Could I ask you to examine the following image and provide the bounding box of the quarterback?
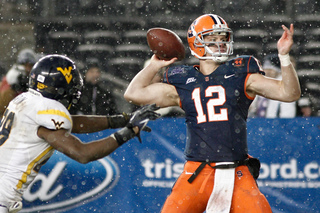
[0,55,160,213]
[124,14,301,212]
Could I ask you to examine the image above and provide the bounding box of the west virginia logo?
[57,67,73,84]
[51,119,64,130]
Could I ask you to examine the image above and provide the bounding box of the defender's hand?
[127,103,160,132]
[113,104,160,145]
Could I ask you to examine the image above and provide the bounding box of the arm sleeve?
[35,100,72,132]
[229,56,265,75]
[163,66,188,85]
[248,56,265,75]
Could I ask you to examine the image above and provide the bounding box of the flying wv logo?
[51,119,64,130]
[57,67,73,84]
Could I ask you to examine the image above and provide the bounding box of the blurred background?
[0,0,319,113]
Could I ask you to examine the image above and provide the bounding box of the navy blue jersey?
[163,55,264,162]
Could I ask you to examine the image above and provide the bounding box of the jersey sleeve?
[163,65,189,85]
[34,99,72,132]
[247,56,264,75]
[231,55,265,75]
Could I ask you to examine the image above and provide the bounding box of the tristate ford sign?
[22,117,320,213]
[22,156,119,212]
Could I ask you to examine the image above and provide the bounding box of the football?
[147,28,185,61]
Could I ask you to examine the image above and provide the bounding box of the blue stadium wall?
[21,117,320,213]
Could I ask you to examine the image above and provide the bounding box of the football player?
[124,14,300,212]
[0,55,160,213]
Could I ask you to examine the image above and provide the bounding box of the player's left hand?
[127,103,161,134]
[113,104,160,145]
[277,24,294,55]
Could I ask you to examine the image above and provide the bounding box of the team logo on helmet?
[57,67,73,84]
[187,30,193,38]
[187,21,196,38]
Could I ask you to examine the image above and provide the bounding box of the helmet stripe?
[217,16,226,25]
[209,14,219,24]
[208,14,227,26]
[210,14,224,25]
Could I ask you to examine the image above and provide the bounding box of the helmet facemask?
[192,28,233,63]
[58,77,83,110]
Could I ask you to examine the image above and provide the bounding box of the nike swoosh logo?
[185,171,194,175]
[224,74,235,79]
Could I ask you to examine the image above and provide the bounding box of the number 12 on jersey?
[192,85,228,123]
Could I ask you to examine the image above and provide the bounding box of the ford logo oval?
[21,152,119,212]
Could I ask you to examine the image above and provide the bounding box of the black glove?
[107,112,153,132]
[107,112,132,129]
[113,104,160,146]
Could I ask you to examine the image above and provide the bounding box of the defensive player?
[0,55,160,213]
[124,14,300,212]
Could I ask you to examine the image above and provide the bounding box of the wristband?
[278,54,291,67]
[113,127,136,146]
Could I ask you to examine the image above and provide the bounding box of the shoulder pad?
[163,65,190,84]
[166,66,188,77]
[229,55,264,75]
[35,98,72,131]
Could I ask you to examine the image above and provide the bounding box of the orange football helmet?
[187,14,233,62]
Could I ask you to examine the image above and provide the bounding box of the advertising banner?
[249,117,320,213]
[21,117,320,213]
